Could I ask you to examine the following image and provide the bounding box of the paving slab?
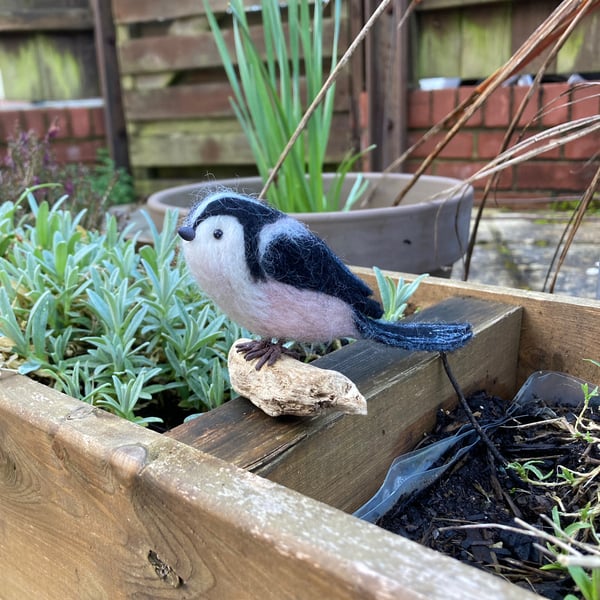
[455,209,600,299]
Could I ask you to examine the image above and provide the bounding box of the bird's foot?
[236,339,299,371]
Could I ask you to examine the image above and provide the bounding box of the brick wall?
[0,103,107,166]
[406,83,600,205]
[1,84,598,205]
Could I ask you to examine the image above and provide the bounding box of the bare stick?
[440,351,507,467]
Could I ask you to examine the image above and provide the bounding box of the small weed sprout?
[372,266,428,322]
[507,460,555,485]
[0,192,246,425]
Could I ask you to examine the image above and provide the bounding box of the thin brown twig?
[439,351,507,467]
[423,117,600,196]
[545,162,600,293]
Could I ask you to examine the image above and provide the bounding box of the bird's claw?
[236,339,299,370]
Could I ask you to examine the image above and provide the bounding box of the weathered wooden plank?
[113,0,253,24]
[417,0,512,10]
[416,0,600,80]
[354,268,600,386]
[460,3,511,80]
[128,113,353,167]
[415,7,462,79]
[0,8,93,31]
[0,369,539,599]
[168,296,522,511]
[92,0,131,171]
[117,18,345,75]
[0,31,99,101]
[123,78,351,121]
[364,0,409,170]
[511,0,558,74]
[557,10,600,75]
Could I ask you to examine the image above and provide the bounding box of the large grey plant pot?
[146,173,473,275]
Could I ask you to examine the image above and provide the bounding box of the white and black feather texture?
[178,190,472,357]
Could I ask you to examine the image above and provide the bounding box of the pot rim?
[147,173,473,219]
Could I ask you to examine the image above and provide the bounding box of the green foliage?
[0,193,245,425]
[507,459,554,484]
[88,147,135,207]
[540,507,600,600]
[0,123,134,229]
[204,0,367,212]
[508,363,600,599]
[373,267,428,322]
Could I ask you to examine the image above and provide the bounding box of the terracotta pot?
[146,173,473,275]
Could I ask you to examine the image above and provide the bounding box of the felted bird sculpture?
[178,190,473,369]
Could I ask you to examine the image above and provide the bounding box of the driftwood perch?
[228,339,367,417]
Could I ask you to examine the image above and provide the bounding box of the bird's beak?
[178,226,196,241]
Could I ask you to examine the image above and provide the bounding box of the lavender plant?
[0,192,244,426]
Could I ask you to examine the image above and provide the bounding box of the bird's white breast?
[182,214,358,342]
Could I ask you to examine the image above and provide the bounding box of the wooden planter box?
[2,270,599,599]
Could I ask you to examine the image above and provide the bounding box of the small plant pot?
[146,173,473,275]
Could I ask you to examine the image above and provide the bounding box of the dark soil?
[378,389,600,599]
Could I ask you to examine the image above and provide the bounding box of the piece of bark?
[228,339,367,417]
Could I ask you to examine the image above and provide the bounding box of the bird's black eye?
[213,228,223,240]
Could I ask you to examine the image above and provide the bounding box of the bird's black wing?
[260,232,383,319]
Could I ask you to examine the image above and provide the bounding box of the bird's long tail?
[355,315,473,352]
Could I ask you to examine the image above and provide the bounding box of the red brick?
[517,131,561,159]
[431,88,458,124]
[477,130,506,159]
[571,83,600,120]
[21,108,47,137]
[406,131,445,158]
[457,85,483,127]
[515,160,596,192]
[484,87,510,127]
[563,131,600,160]
[407,130,473,160]
[407,90,431,128]
[442,131,474,159]
[53,139,102,164]
[432,160,483,184]
[0,110,23,139]
[44,108,71,138]
[70,107,91,139]
[91,106,106,137]
[403,158,435,176]
[512,86,541,127]
[436,159,514,190]
[540,82,571,126]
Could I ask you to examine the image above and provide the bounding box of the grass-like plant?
[0,191,245,426]
[204,0,366,213]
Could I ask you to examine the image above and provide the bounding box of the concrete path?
[454,209,600,300]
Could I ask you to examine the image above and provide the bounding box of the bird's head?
[178,190,282,282]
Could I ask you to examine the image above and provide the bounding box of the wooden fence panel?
[0,0,98,101]
[112,0,356,195]
[414,0,600,81]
